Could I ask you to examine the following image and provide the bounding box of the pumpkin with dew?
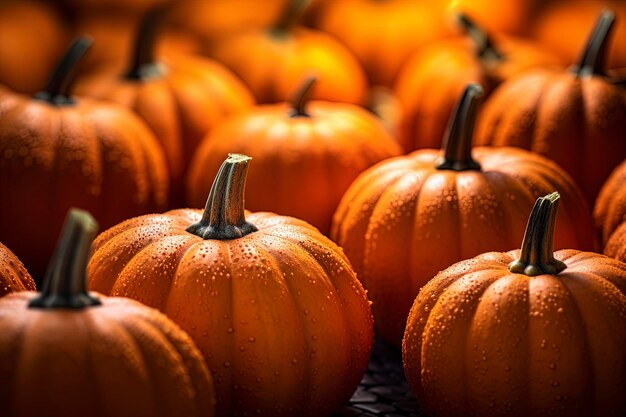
[0,37,168,284]
[476,11,626,204]
[0,209,215,417]
[394,13,563,151]
[75,9,253,206]
[403,192,626,417]
[594,159,626,246]
[332,83,597,346]
[88,154,374,417]
[0,242,36,297]
[209,0,368,105]
[186,77,402,234]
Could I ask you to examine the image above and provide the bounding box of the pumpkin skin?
[403,193,626,417]
[594,159,626,246]
[0,38,168,283]
[0,209,215,417]
[605,222,626,263]
[88,154,374,417]
[476,11,626,203]
[332,84,596,346]
[0,242,36,297]
[186,78,402,234]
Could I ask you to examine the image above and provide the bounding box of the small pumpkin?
[0,242,36,297]
[209,0,368,105]
[0,209,215,417]
[477,11,626,203]
[0,37,168,283]
[403,192,626,417]
[88,154,374,417]
[394,13,562,151]
[186,77,402,234]
[332,83,596,346]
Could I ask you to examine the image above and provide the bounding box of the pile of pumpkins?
[1,1,625,416]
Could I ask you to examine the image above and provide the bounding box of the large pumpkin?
[0,242,35,297]
[186,77,402,234]
[331,83,596,346]
[403,192,626,417]
[0,38,168,283]
[476,11,626,203]
[0,209,215,417]
[88,154,374,417]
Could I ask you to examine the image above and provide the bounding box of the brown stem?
[186,154,258,240]
[573,10,615,76]
[509,192,567,276]
[29,209,101,309]
[456,13,503,62]
[33,37,92,106]
[273,0,310,33]
[125,6,165,80]
[436,83,483,171]
[289,75,316,117]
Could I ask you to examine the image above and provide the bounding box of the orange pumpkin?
[605,222,626,263]
[0,38,168,283]
[209,0,368,105]
[88,154,374,417]
[403,192,626,417]
[0,242,36,297]
[0,209,215,417]
[594,159,626,246]
[187,77,402,234]
[477,11,626,203]
[446,0,543,35]
[394,13,563,151]
[75,9,253,206]
[332,83,596,346]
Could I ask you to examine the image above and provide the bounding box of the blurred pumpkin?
[446,0,543,35]
[88,154,374,417]
[594,159,626,246]
[394,13,563,151]
[477,11,626,203]
[58,0,174,16]
[403,192,626,417]
[0,37,168,283]
[0,209,215,417]
[209,0,368,105]
[332,84,596,346]
[0,242,36,297]
[186,77,402,234]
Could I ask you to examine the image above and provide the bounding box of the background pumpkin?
[594,159,626,246]
[186,77,402,234]
[403,192,626,417]
[332,84,597,346]
[0,242,36,297]
[88,154,374,417]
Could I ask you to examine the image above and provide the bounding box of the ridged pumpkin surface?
[594,159,626,246]
[0,242,35,297]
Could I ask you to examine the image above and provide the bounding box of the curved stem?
[125,6,164,80]
[573,9,615,76]
[289,75,316,117]
[436,83,483,171]
[29,209,101,309]
[33,37,92,106]
[509,192,567,276]
[456,13,502,62]
[274,0,310,33]
[186,154,258,240]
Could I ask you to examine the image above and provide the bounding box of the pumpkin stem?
[456,13,503,62]
[273,0,310,34]
[187,154,258,240]
[289,75,316,117]
[509,192,567,276]
[125,6,165,80]
[33,37,92,106]
[29,209,101,309]
[573,10,615,76]
[436,83,483,171]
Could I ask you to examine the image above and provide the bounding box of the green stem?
[125,6,164,80]
[456,13,503,62]
[29,209,101,309]
[289,75,316,117]
[33,37,92,106]
[186,154,258,240]
[436,83,483,171]
[573,9,615,76]
[509,192,567,276]
[273,0,310,33]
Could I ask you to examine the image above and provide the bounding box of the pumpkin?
[594,159,626,246]
[209,0,368,105]
[0,0,69,94]
[605,222,626,263]
[75,9,253,206]
[0,242,36,297]
[476,11,626,203]
[186,77,402,234]
[0,209,215,417]
[331,83,597,346]
[0,37,168,283]
[394,13,563,151]
[87,154,374,417]
[403,192,626,417]
[446,0,543,36]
